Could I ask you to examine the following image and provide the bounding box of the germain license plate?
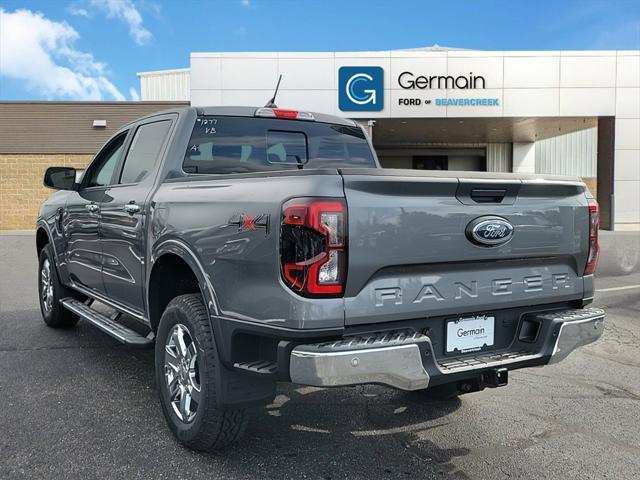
[446,315,495,354]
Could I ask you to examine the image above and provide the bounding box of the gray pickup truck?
[37,106,605,450]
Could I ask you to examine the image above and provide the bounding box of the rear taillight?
[584,199,600,275]
[280,198,347,297]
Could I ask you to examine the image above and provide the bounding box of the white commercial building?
[138,47,640,230]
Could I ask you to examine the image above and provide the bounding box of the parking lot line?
[596,284,640,293]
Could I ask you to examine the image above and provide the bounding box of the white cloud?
[240,0,252,8]
[89,0,151,45]
[129,87,140,101]
[0,8,125,100]
[68,6,90,17]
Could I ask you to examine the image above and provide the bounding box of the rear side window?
[120,120,171,184]
[183,116,375,175]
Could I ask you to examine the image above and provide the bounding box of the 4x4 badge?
[229,213,270,234]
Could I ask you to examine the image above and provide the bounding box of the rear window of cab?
[183,116,376,175]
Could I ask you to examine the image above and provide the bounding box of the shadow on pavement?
[3,313,468,479]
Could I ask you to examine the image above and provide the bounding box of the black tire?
[155,294,249,451]
[38,244,80,328]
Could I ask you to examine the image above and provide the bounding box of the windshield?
[183,116,376,174]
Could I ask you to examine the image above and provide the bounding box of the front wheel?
[38,244,80,328]
[155,294,249,451]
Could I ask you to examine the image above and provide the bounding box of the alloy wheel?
[40,258,54,313]
[164,324,201,423]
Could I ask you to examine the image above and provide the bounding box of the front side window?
[119,120,172,184]
[84,132,127,188]
[183,116,375,175]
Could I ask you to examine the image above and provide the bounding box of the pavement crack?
[581,349,640,369]
[525,412,640,455]
[517,371,640,399]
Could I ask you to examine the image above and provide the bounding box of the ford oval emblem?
[466,216,514,247]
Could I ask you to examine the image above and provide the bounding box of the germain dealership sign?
[398,71,486,89]
[338,66,384,112]
[338,66,499,111]
[397,69,499,108]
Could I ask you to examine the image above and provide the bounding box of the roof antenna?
[264,74,282,108]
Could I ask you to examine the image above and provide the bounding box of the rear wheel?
[38,244,80,328]
[155,294,249,451]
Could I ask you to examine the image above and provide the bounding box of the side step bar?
[61,298,154,348]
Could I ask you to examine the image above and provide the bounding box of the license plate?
[446,315,495,354]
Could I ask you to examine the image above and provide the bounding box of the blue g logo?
[338,66,384,112]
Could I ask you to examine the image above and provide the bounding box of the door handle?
[85,204,99,213]
[123,203,140,214]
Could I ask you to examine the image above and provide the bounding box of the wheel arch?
[148,239,220,333]
[36,225,50,255]
[149,239,277,411]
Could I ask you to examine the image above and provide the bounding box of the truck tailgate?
[340,168,590,326]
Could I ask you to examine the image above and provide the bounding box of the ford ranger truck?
[37,106,605,451]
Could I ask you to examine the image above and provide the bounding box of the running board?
[61,298,154,348]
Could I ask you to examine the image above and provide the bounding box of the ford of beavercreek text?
[36,106,605,450]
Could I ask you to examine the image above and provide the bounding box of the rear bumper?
[290,334,429,390]
[547,309,606,364]
[289,307,605,391]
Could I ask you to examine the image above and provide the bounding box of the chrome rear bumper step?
[438,350,540,373]
[61,298,154,348]
[288,308,605,391]
[289,331,430,391]
[438,308,606,372]
[544,307,605,364]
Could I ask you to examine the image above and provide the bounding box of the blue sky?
[1,0,639,101]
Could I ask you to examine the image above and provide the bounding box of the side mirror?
[44,167,77,190]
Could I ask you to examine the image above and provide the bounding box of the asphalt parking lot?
[1,233,639,479]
